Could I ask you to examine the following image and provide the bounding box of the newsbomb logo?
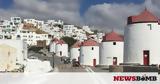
[113,74,157,81]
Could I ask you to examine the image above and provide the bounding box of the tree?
[93,29,98,34]
[61,36,77,48]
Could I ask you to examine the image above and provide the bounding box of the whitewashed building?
[70,41,81,61]
[82,26,94,34]
[55,40,68,57]
[15,23,51,46]
[63,25,76,37]
[96,32,104,43]
[80,39,99,66]
[10,17,22,25]
[124,9,160,65]
[49,38,59,53]
[46,20,64,26]
[99,31,124,66]
[23,19,44,29]
[0,19,17,34]
[42,23,63,39]
[0,40,27,71]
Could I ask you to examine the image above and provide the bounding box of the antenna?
[111,28,114,32]
[144,7,147,11]
[144,0,152,9]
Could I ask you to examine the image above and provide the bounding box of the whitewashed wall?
[0,40,27,71]
[70,47,80,61]
[80,46,99,66]
[49,42,56,53]
[124,23,160,65]
[55,44,68,57]
[99,41,123,65]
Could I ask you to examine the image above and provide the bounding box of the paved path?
[57,64,86,72]
[29,48,109,72]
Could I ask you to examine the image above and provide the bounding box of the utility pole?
[52,52,55,68]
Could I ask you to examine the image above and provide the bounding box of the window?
[4,36,11,39]
[22,31,26,33]
[12,29,15,32]
[92,47,94,50]
[0,35,3,39]
[113,42,116,45]
[60,51,62,56]
[147,24,152,30]
[23,35,27,37]
[17,35,20,38]
[24,39,27,41]
[16,58,18,61]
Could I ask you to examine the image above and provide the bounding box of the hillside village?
[0,17,103,46]
[0,16,104,72]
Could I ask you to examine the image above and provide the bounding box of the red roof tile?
[57,40,66,44]
[52,38,59,43]
[81,39,98,46]
[127,9,158,24]
[102,31,123,42]
[51,38,66,44]
[71,41,81,48]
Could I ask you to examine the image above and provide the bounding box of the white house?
[55,40,68,57]
[82,26,94,34]
[42,23,63,39]
[124,9,160,65]
[99,31,124,66]
[70,41,81,61]
[15,23,51,46]
[0,20,17,34]
[0,40,27,71]
[49,38,59,53]
[63,25,77,37]
[80,39,99,66]
[10,17,22,25]
[46,20,64,26]
[23,19,44,29]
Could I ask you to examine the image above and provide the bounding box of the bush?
[61,36,77,48]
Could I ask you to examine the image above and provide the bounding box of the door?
[143,50,149,66]
[60,51,62,56]
[0,44,16,71]
[93,59,96,67]
[113,57,117,65]
[78,56,80,62]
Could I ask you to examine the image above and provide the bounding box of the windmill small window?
[147,24,152,30]
[113,42,116,45]
[92,47,94,50]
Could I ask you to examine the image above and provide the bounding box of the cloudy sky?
[0,0,160,33]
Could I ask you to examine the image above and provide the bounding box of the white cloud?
[0,0,159,33]
[84,0,160,33]
[0,0,82,25]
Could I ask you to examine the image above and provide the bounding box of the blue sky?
[0,0,13,9]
